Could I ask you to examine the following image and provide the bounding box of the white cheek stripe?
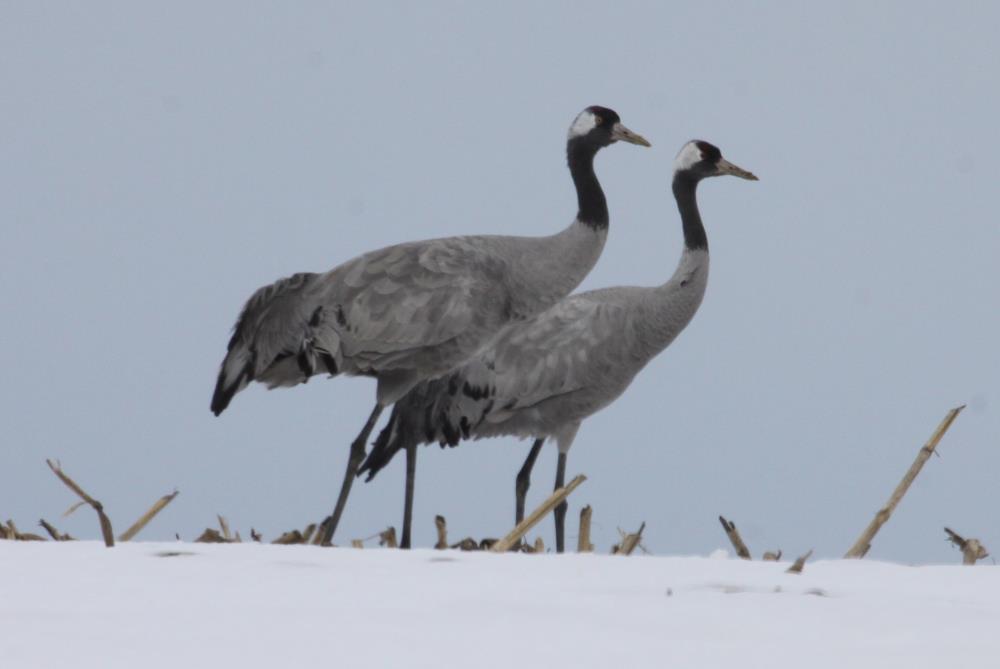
[674,141,703,171]
[568,111,597,139]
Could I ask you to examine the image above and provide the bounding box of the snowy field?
[2,542,998,668]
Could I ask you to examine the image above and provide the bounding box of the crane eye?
[593,116,603,125]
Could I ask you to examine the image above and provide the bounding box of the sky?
[2,2,998,563]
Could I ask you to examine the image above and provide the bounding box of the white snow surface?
[3,542,998,668]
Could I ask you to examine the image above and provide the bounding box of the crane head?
[568,106,651,148]
[674,140,758,181]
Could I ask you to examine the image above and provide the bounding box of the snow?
[2,542,998,668]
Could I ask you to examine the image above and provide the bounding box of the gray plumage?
[211,106,649,416]
[212,225,610,413]
[210,105,650,547]
[359,139,757,551]
[361,245,709,468]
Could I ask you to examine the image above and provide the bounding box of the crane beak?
[716,158,758,180]
[610,122,651,147]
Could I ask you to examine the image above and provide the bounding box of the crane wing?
[328,236,508,366]
[359,289,632,478]
[485,290,628,412]
[213,236,511,414]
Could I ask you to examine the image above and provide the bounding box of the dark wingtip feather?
[360,376,464,481]
[210,366,244,416]
[210,379,233,416]
[357,410,401,481]
[210,397,229,416]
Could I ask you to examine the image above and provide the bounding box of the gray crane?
[211,106,650,546]
[359,140,757,551]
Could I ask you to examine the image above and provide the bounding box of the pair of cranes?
[211,106,757,550]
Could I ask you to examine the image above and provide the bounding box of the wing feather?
[358,289,637,478]
[328,237,504,360]
[485,293,627,412]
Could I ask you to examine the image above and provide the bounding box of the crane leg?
[321,403,383,546]
[515,438,545,525]
[400,441,417,549]
[553,451,568,553]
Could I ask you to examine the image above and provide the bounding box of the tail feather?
[358,368,492,480]
[211,347,253,416]
[211,366,248,416]
[358,379,449,481]
[358,410,405,481]
[210,271,335,416]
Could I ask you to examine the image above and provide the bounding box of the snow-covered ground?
[2,542,998,668]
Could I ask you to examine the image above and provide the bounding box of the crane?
[211,106,650,546]
[359,140,756,551]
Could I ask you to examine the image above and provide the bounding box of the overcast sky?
[2,2,998,562]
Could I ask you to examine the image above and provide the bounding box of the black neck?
[567,138,608,229]
[672,172,708,251]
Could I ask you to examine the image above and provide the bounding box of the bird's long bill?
[610,123,651,147]
[717,158,758,180]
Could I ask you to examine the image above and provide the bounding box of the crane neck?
[632,173,712,358]
[507,221,607,319]
[672,171,708,251]
[567,138,608,230]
